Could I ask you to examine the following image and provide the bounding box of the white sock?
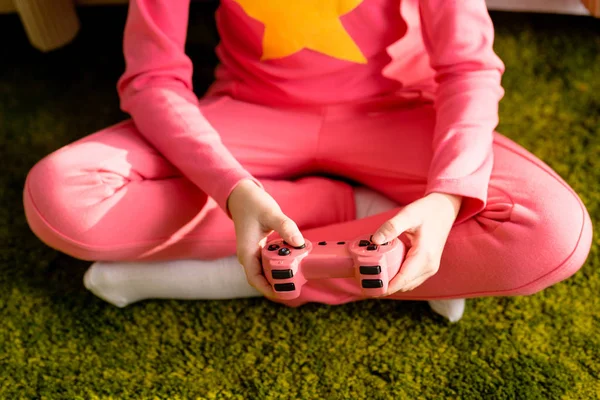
[83,256,261,307]
[353,186,399,219]
[427,298,465,323]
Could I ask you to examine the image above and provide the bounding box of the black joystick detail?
[267,244,280,251]
[283,240,305,249]
[272,269,294,279]
[360,265,381,275]
[368,235,388,245]
[362,279,383,289]
[360,237,387,249]
[274,283,296,292]
[278,247,291,256]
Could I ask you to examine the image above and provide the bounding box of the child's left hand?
[370,192,462,294]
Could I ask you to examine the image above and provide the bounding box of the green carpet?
[1,4,599,399]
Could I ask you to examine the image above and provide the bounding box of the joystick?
[261,236,406,300]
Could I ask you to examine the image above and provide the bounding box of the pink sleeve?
[116,0,261,214]
[419,0,505,223]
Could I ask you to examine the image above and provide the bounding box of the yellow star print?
[233,0,367,64]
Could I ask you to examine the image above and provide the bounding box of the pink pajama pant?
[23,96,593,306]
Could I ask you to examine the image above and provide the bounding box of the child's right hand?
[227,179,305,297]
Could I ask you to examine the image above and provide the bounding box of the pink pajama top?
[117,0,505,220]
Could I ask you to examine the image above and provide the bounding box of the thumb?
[371,206,417,245]
[263,211,305,248]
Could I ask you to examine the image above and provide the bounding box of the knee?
[507,189,593,295]
[24,152,103,261]
[24,152,68,228]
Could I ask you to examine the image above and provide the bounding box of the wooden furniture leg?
[13,0,79,52]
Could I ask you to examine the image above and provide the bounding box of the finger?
[263,211,304,248]
[239,247,274,298]
[386,246,433,294]
[371,208,417,244]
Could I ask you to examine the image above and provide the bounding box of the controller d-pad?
[359,240,370,247]
[272,269,293,279]
[368,235,389,246]
[362,279,383,289]
[274,283,296,292]
[278,248,291,256]
[359,265,381,275]
[267,244,280,251]
[367,244,378,251]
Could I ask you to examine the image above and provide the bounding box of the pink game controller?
[261,236,406,300]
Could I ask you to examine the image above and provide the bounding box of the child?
[24,0,592,322]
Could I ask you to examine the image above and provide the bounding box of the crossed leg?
[287,103,592,306]
[24,97,592,319]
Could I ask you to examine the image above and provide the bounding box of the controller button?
[367,244,378,251]
[359,265,381,275]
[358,240,370,247]
[267,244,280,251]
[337,241,345,245]
[278,248,291,256]
[293,243,306,249]
[272,269,294,279]
[318,241,327,246]
[274,283,296,292]
[362,279,383,289]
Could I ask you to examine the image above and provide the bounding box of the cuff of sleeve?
[215,171,264,218]
[120,77,199,110]
[425,178,487,224]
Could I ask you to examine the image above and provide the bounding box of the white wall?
[486,0,591,15]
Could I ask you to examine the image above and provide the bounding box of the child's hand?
[371,193,462,294]
[227,179,305,297]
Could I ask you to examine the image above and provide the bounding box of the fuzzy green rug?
[1,4,599,399]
